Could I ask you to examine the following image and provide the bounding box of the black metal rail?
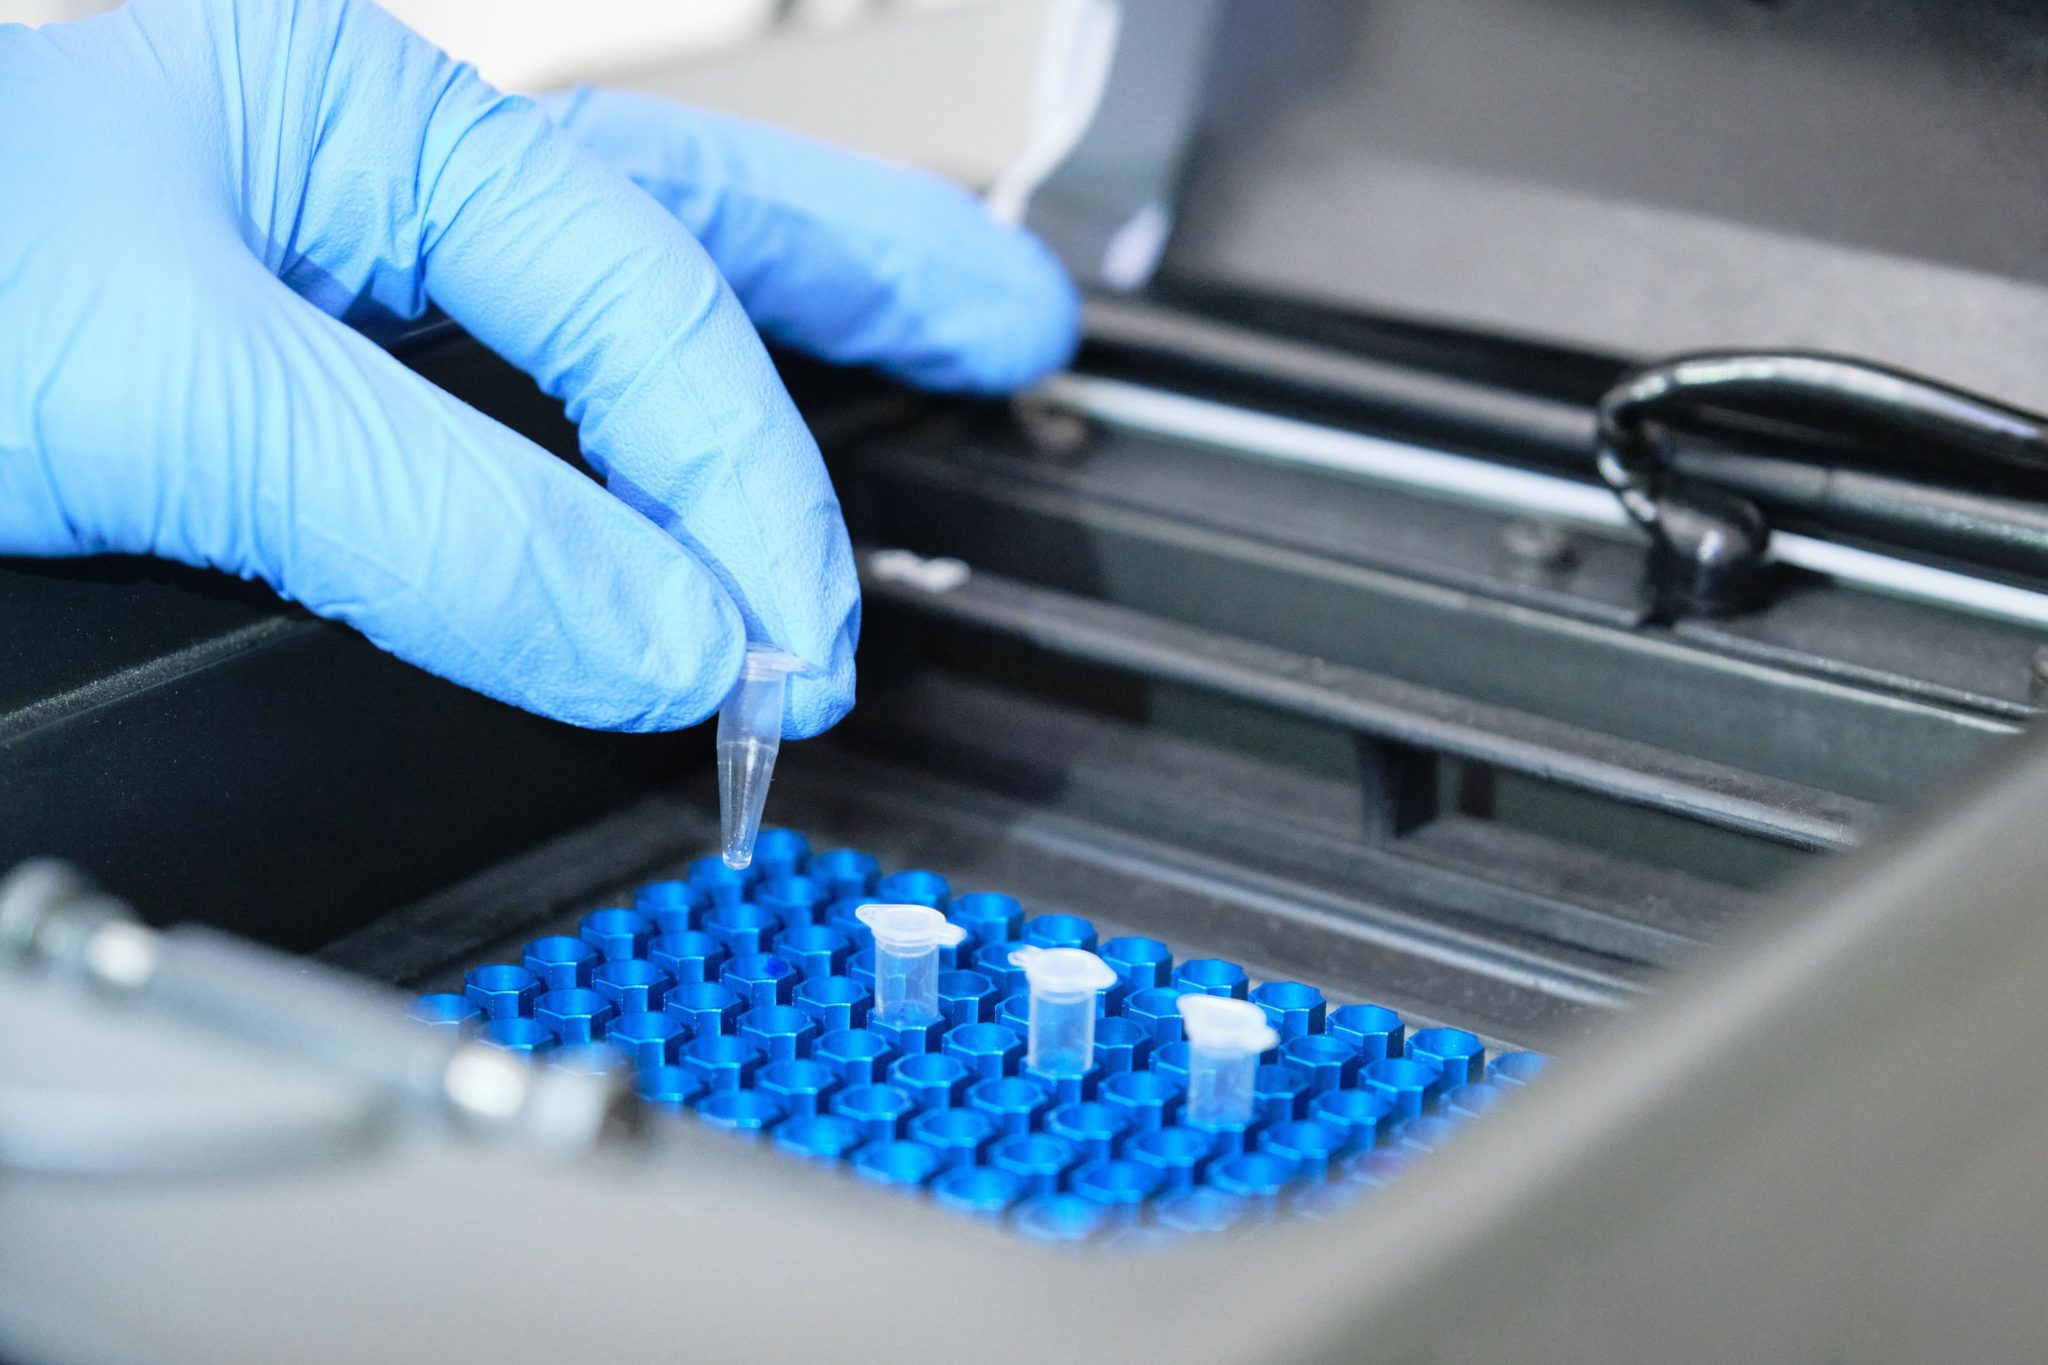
[859,549,1874,851]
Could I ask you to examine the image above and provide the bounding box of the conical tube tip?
[716,646,812,871]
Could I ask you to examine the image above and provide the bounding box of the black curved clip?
[1593,351,2048,620]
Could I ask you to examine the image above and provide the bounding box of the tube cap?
[1008,945,1118,1002]
[855,903,969,953]
[1176,995,1280,1056]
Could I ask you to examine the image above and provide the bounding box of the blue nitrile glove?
[0,0,1079,735]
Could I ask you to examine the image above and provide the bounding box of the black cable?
[1593,351,2048,618]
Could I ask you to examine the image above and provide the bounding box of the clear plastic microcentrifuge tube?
[1009,945,1119,1075]
[1177,995,1279,1128]
[717,645,808,871]
[856,904,968,1026]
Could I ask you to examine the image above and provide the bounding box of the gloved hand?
[0,0,1078,735]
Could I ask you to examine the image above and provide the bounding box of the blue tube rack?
[408,828,1548,1244]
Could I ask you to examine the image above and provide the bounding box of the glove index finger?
[542,89,1082,396]
[306,4,859,736]
[56,266,754,733]
[269,301,754,732]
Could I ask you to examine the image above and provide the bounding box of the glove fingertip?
[911,225,1084,396]
[779,624,858,739]
[529,549,746,734]
[981,228,1085,392]
[634,567,749,733]
[783,673,855,740]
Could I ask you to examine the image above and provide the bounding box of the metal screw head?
[1499,518,1578,574]
[2030,645,2048,701]
[1012,396,1093,456]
